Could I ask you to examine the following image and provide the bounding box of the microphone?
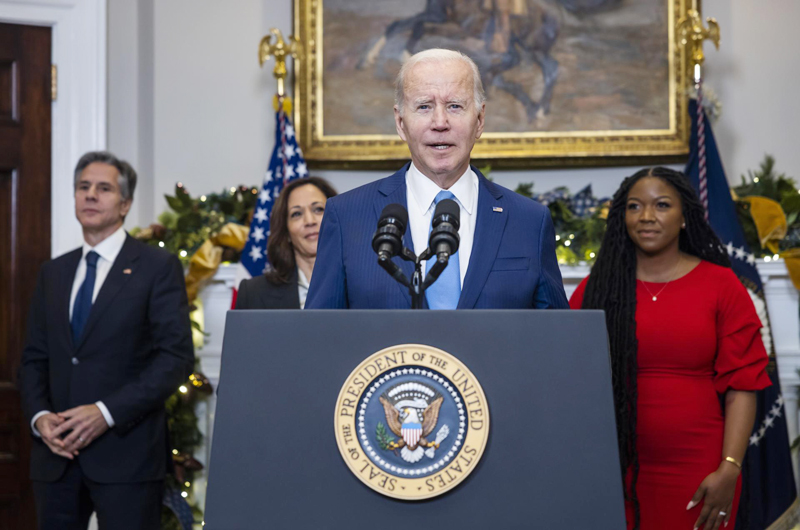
[372,204,408,261]
[428,198,460,259]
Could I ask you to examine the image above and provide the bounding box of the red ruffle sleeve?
[713,270,772,394]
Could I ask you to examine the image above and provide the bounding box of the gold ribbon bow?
[740,195,800,290]
[184,223,249,303]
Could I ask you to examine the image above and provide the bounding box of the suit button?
[71,357,79,365]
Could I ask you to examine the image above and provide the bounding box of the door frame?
[0,0,106,257]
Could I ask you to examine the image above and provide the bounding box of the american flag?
[685,98,797,529]
[233,108,308,303]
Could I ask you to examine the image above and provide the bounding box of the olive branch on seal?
[375,422,396,451]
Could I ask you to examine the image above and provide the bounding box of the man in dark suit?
[19,151,194,529]
[307,49,568,309]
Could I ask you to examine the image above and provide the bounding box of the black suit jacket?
[18,235,195,483]
[235,270,301,310]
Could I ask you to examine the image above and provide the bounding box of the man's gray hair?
[73,151,137,202]
[394,48,486,116]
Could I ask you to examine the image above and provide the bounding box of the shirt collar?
[407,163,477,215]
[297,266,310,289]
[82,225,127,263]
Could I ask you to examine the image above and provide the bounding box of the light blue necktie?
[71,250,99,341]
[426,191,460,310]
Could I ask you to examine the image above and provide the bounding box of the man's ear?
[475,103,486,139]
[120,199,132,218]
[394,106,408,143]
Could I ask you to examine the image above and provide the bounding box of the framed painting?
[293,0,694,168]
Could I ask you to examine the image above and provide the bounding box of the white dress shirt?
[30,226,127,436]
[405,163,478,285]
[297,267,310,309]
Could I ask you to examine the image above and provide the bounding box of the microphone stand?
[377,246,451,310]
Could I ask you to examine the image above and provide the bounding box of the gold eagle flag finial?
[676,8,720,83]
[258,28,304,112]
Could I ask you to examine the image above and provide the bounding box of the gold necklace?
[639,259,681,302]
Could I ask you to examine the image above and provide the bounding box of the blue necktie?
[426,191,461,310]
[71,251,99,341]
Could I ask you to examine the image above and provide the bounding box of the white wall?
[107,0,800,221]
[707,1,800,185]
[108,0,275,229]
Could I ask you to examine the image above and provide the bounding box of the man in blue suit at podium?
[307,49,568,310]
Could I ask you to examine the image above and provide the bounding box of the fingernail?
[687,500,696,510]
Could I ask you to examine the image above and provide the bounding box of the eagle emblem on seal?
[376,382,450,463]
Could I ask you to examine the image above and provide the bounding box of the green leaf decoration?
[176,185,193,208]
[510,154,795,265]
[375,421,396,450]
[515,182,534,198]
[165,194,186,213]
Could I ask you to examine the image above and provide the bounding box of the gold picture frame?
[294,0,694,169]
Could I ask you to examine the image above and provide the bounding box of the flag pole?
[232,28,308,305]
[677,6,720,219]
[258,28,304,114]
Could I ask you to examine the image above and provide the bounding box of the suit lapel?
[458,169,507,309]
[375,164,413,306]
[74,235,140,352]
[59,249,82,351]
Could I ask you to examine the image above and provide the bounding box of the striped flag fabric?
[232,107,308,305]
[685,98,798,529]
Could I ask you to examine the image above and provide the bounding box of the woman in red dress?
[569,167,770,530]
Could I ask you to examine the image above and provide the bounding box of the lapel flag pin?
[123,269,132,275]
[493,207,503,213]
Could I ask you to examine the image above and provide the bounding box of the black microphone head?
[432,198,460,231]
[373,203,409,258]
[379,203,408,233]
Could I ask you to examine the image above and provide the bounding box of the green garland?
[514,182,607,265]
[130,184,259,265]
[512,155,796,266]
[733,155,800,257]
[139,157,796,272]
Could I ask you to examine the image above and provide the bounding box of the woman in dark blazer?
[235,177,337,309]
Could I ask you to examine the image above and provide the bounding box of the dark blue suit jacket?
[19,235,195,483]
[306,164,568,309]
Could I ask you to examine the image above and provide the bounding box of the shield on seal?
[401,420,422,448]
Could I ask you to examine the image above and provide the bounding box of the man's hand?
[50,404,109,453]
[34,413,76,459]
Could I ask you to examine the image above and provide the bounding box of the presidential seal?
[334,344,489,500]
